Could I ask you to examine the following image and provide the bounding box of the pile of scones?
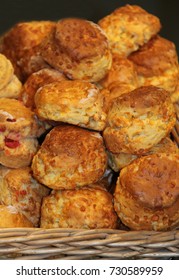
[0,4,179,231]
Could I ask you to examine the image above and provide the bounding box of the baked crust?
[0,54,22,99]
[40,18,112,82]
[114,153,179,230]
[0,98,40,168]
[20,68,67,110]
[0,21,55,81]
[98,4,161,56]
[35,80,107,131]
[108,137,179,172]
[40,184,117,229]
[0,205,33,228]
[129,35,179,95]
[103,86,176,154]
[0,166,49,226]
[32,125,107,190]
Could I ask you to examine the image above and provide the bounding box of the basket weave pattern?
[0,103,178,260]
[0,228,179,260]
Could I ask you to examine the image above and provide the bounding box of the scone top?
[120,153,179,209]
[55,18,110,61]
[40,17,112,82]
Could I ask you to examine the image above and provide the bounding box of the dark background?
[1,0,179,52]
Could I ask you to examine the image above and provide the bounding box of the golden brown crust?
[103,86,176,154]
[0,98,41,168]
[98,5,161,56]
[31,125,107,190]
[108,137,179,171]
[34,80,107,131]
[99,54,138,89]
[0,54,22,99]
[0,138,39,168]
[40,18,112,82]
[114,153,179,230]
[0,21,55,81]
[0,166,50,226]
[20,68,67,110]
[0,98,39,137]
[99,55,138,112]
[40,184,118,229]
[129,35,179,94]
[0,205,33,228]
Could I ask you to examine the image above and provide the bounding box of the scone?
[99,54,138,90]
[99,54,139,112]
[35,80,107,131]
[0,21,55,81]
[20,68,67,110]
[0,98,40,168]
[103,86,176,154]
[0,205,33,228]
[40,184,118,229]
[108,137,179,172]
[129,35,179,96]
[0,166,50,227]
[40,17,112,82]
[98,5,161,56]
[31,125,107,190]
[114,153,179,231]
[0,54,22,99]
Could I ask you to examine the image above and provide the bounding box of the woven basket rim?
[0,227,179,260]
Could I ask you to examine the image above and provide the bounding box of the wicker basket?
[0,104,179,260]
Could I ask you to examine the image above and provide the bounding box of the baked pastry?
[129,35,179,96]
[0,98,40,168]
[171,80,179,103]
[103,86,176,154]
[101,83,134,113]
[0,205,33,228]
[34,80,107,131]
[0,21,55,81]
[0,166,50,227]
[0,54,22,99]
[98,5,161,56]
[114,153,179,231]
[40,184,118,229]
[31,124,107,190]
[20,68,67,110]
[40,17,112,82]
[99,54,138,89]
[108,137,179,172]
[99,54,139,112]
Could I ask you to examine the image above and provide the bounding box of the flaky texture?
[31,125,107,190]
[0,21,55,81]
[98,5,161,56]
[0,166,50,226]
[103,86,176,154]
[129,35,179,95]
[0,205,33,228]
[20,68,67,110]
[108,137,179,172]
[0,54,22,98]
[40,184,117,229]
[40,18,112,82]
[114,153,179,231]
[0,98,40,168]
[35,80,107,131]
